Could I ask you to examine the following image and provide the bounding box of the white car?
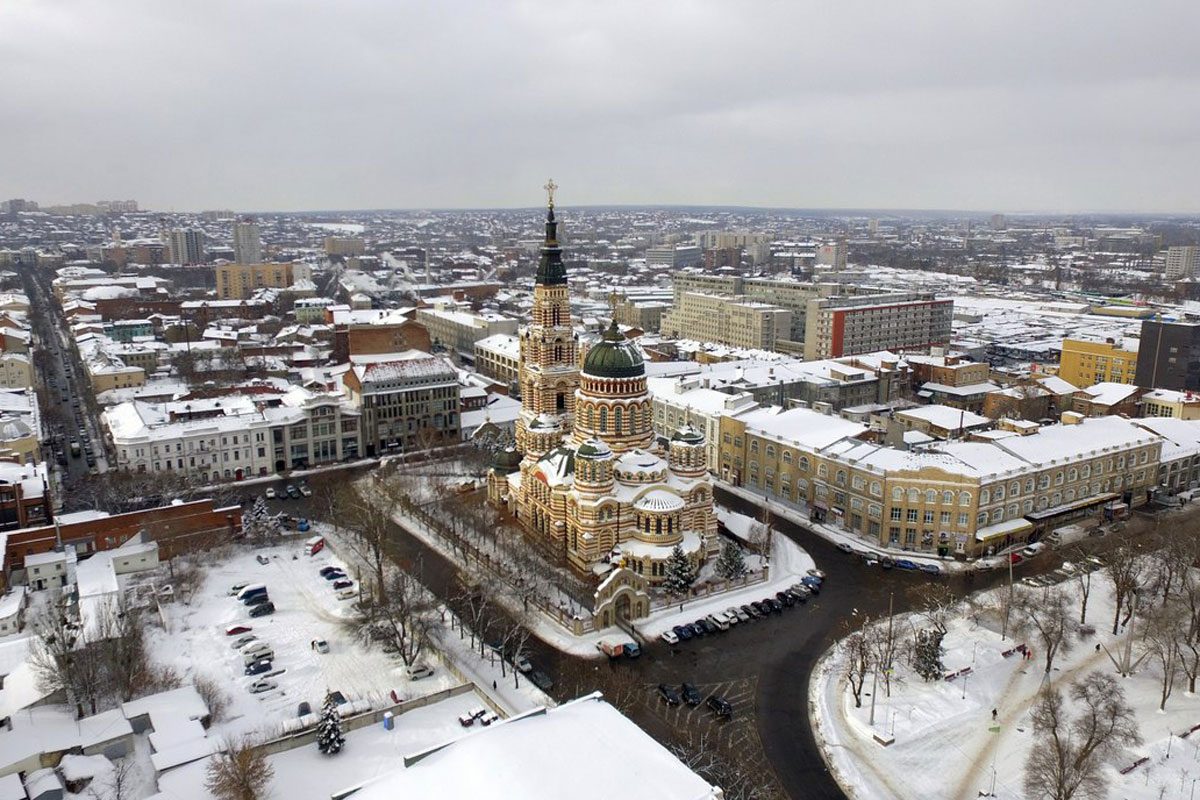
[265,487,277,500]
[514,654,533,673]
[406,664,434,680]
[1022,542,1047,559]
[248,679,278,694]
[807,568,827,580]
[230,634,258,650]
[972,557,1000,571]
[299,485,312,497]
[335,587,357,601]
[311,638,329,654]
[660,629,679,645]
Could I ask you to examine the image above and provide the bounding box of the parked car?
[863,554,880,567]
[323,571,348,582]
[224,624,252,636]
[972,557,1000,571]
[256,554,270,565]
[747,602,766,618]
[265,487,277,499]
[658,684,681,706]
[332,579,353,590]
[699,618,719,634]
[479,712,500,726]
[406,664,434,680]
[231,635,258,649]
[731,606,751,623]
[893,559,918,571]
[297,701,312,717]
[319,566,342,577]
[680,683,702,706]
[918,563,942,576]
[706,614,729,632]
[244,593,272,607]
[335,588,357,601]
[879,556,895,569]
[249,601,275,618]
[801,576,822,593]
[1022,542,1047,559]
[765,598,783,613]
[776,591,796,607]
[836,542,854,554]
[672,625,693,642]
[789,584,811,600]
[311,639,329,654]
[706,695,733,717]
[244,659,273,676]
[298,484,312,497]
[528,671,554,691]
[660,629,680,645]
[229,582,250,597]
[458,707,488,727]
[807,568,827,580]
[742,603,760,619]
[623,642,641,658]
[514,654,533,673]
[248,679,277,694]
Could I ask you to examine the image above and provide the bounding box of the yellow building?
[215,262,297,300]
[1140,389,1200,420]
[0,354,32,390]
[1058,338,1138,387]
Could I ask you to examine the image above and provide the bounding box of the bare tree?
[1105,543,1146,636]
[1066,546,1094,625]
[1014,586,1074,675]
[1140,605,1182,711]
[837,618,873,709]
[1024,672,1141,800]
[93,597,148,702]
[354,565,436,667]
[342,482,401,605]
[205,737,274,800]
[1176,565,1200,693]
[668,727,787,800]
[194,673,230,723]
[28,596,102,718]
[95,756,136,800]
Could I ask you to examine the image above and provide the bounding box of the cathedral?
[488,189,718,586]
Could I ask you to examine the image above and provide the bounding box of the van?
[244,648,274,666]
[237,584,268,603]
[1022,542,1047,559]
[304,536,325,556]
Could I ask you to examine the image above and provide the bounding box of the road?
[257,472,1050,799]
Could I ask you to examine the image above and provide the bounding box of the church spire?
[535,178,567,285]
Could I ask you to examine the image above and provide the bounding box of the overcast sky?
[3,0,1200,213]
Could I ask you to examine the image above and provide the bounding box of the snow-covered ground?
[152,690,487,800]
[146,541,457,741]
[813,567,1200,800]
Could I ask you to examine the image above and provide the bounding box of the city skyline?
[4,0,1200,213]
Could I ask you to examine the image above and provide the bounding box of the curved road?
[266,473,1042,800]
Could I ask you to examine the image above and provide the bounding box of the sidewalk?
[719,481,966,572]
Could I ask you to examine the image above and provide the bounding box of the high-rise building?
[1165,246,1199,280]
[215,262,295,299]
[232,219,262,264]
[802,292,953,360]
[659,292,792,351]
[646,244,702,268]
[1135,319,1200,390]
[168,228,206,265]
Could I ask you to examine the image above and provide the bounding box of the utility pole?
[1002,552,1014,640]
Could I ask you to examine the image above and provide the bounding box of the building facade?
[215,262,296,300]
[1136,320,1200,391]
[232,220,262,264]
[660,292,792,351]
[803,293,953,360]
[489,202,718,587]
[343,353,460,456]
[474,333,520,386]
[168,229,205,265]
[415,304,519,358]
[1059,338,1139,387]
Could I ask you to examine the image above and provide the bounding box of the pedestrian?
[492,680,497,690]
[991,708,997,721]
[1095,643,1101,652]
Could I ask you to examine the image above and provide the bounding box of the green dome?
[583,320,644,379]
[491,447,523,474]
[576,438,612,459]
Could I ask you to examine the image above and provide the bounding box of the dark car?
[741,604,759,619]
[776,591,796,607]
[249,601,275,618]
[706,695,733,717]
[673,625,694,642]
[699,618,719,634]
[880,556,895,569]
[528,671,554,691]
[894,559,918,571]
[323,571,347,582]
[286,485,299,499]
[680,683,702,706]
[297,701,312,717]
[658,683,681,706]
[244,659,272,676]
[244,593,272,607]
[748,602,766,618]
[765,598,783,614]
[685,621,703,637]
[319,566,342,577]
[801,576,822,593]
[332,579,353,590]
[789,585,811,602]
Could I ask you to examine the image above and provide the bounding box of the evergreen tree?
[714,539,747,581]
[913,628,945,682]
[316,691,345,755]
[243,496,276,540]
[662,544,695,596]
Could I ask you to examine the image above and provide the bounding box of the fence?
[646,568,770,613]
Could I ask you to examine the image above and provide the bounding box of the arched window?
[892,487,904,501]
[836,470,846,486]
[925,489,937,503]
[942,490,954,504]
[751,440,759,454]
[907,488,919,503]
[630,405,639,432]
[959,491,972,506]
[871,481,882,496]
[585,405,593,428]
[766,445,776,459]
[799,457,810,472]
[1010,481,1020,497]
[599,407,608,432]
[614,406,623,434]
[783,452,793,464]
[980,489,990,505]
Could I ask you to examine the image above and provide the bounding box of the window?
[924,510,934,524]
[783,451,792,464]
[1025,478,1034,492]
[799,457,809,472]
[940,511,951,524]
[958,512,968,526]
[980,489,990,505]
[1054,472,1064,486]
[907,488,919,503]
[942,490,954,504]
[892,487,904,501]
[750,440,759,454]
[1068,468,1078,482]
[871,481,882,497]
[992,508,1004,522]
[960,491,972,506]
[766,445,776,459]
[906,509,918,522]
[1009,481,1019,497]
[925,489,937,503]
[977,511,988,525]
[890,508,902,521]
[994,486,1005,501]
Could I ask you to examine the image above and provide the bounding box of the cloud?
[2,0,1199,212]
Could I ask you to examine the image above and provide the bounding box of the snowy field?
[152,690,485,800]
[146,540,457,740]
[813,564,1200,800]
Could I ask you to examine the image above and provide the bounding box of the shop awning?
[975,518,1033,542]
[1025,493,1120,522]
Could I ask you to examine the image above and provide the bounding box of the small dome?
[634,489,685,512]
[576,438,612,459]
[582,320,644,379]
[491,447,523,474]
[529,413,561,430]
[671,424,704,444]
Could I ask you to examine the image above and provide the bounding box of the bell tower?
[515,181,580,457]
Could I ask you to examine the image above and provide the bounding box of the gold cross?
[608,291,619,314]
[544,178,557,208]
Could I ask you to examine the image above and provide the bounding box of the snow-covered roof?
[896,405,990,431]
[342,693,720,800]
[1077,381,1139,407]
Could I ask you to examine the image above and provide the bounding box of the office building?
[1135,319,1200,391]
[215,262,297,300]
[802,292,953,360]
[415,303,518,357]
[660,292,792,351]
[232,219,262,264]
[324,236,366,257]
[474,334,520,385]
[343,352,460,456]
[1058,338,1139,387]
[168,228,205,265]
[646,244,702,269]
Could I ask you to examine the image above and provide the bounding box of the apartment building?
[672,273,844,343]
[215,262,301,300]
[168,228,205,265]
[324,236,366,257]
[0,354,32,390]
[414,303,518,357]
[474,334,520,385]
[342,352,460,456]
[1058,338,1139,387]
[646,244,702,268]
[232,220,262,264]
[104,388,362,481]
[803,292,953,360]
[660,292,792,351]
[693,231,772,264]
[1136,320,1200,391]
[1165,246,1199,280]
[721,409,1159,559]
